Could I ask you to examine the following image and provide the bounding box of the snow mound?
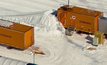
[0,10,65,36]
[34,10,65,35]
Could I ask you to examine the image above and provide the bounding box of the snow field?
[0,0,107,65]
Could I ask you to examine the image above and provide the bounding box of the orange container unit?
[0,19,34,49]
[57,5,103,33]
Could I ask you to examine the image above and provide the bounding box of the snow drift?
[0,10,65,36]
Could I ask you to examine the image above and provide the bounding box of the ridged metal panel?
[10,60,20,65]
[0,56,27,65]
[3,58,13,65]
[0,57,8,65]
[0,56,37,65]
[99,17,107,34]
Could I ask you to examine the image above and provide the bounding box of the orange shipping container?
[57,5,103,33]
[0,19,34,49]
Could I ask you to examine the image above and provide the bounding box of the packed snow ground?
[0,0,107,65]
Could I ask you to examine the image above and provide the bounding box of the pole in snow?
[68,0,70,8]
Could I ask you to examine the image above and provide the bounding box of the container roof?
[0,19,33,33]
[12,23,33,32]
[59,5,102,17]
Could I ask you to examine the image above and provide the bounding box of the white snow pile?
[33,10,65,36]
[0,10,65,36]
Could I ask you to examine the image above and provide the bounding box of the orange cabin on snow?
[57,5,103,33]
[0,19,34,49]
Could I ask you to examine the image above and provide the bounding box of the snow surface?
[0,0,107,65]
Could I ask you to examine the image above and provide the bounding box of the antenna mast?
[68,0,70,8]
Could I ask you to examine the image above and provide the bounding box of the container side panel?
[0,27,24,49]
[25,28,34,49]
[75,14,95,33]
